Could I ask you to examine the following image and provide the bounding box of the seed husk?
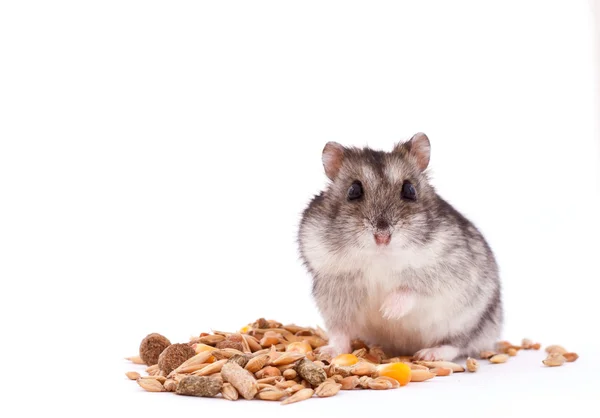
[305,336,327,349]
[340,375,360,390]
[211,349,244,361]
[352,348,367,358]
[141,375,166,384]
[198,334,226,345]
[315,350,334,364]
[238,334,252,353]
[295,358,327,386]
[171,350,214,375]
[327,364,352,378]
[388,356,414,363]
[256,389,287,401]
[164,379,177,392]
[480,351,496,360]
[408,363,430,371]
[281,388,314,405]
[258,376,283,385]
[260,335,281,348]
[543,352,567,367]
[271,352,305,366]
[126,371,140,380]
[283,324,309,334]
[545,345,568,355]
[255,366,281,379]
[521,338,533,349]
[350,361,377,376]
[286,341,313,354]
[242,334,262,352]
[176,375,223,397]
[195,359,227,376]
[275,380,297,389]
[126,356,145,365]
[414,361,465,372]
[409,369,436,382]
[496,341,511,353]
[216,334,245,352]
[368,346,386,364]
[315,381,342,397]
[368,378,393,390]
[288,383,305,393]
[227,354,250,368]
[181,363,211,374]
[221,382,239,400]
[330,374,343,383]
[507,348,518,356]
[137,378,165,392]
[221,361,259,400]
[466,358,479,372]
[431,367,453,376]
[358,376,372,389]
[489,354,509,364]
[375,376,400,388]
[171,373,187,383]
[563,352,579,362]
[245,354,271,373]
[283,369,297,380]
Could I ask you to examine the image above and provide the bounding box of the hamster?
[297,133,502,361]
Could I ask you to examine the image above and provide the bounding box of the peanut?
[466,358,479,372]
[543,353,566,367]
[489,354,509,364]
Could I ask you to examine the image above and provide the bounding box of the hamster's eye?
[347,181,363,201]
[401,181,417,201]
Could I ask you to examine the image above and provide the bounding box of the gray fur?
[297,134,503,360]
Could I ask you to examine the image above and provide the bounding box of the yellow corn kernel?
[331,354,359,367]
[376,362,411,386]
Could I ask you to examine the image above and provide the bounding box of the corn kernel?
[331,354,359,367]
[376,362,411,386]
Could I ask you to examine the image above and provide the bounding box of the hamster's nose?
[374,232,391,246]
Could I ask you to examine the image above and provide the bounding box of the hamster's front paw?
[317,345,342,361]
[380,289,415,320]
[413,345,459,361]
[316,332,351,360]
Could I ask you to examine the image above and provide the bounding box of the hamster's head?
[304,133,439,254]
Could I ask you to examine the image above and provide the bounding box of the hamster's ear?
[322,141,345,180]
[395,132,430,171]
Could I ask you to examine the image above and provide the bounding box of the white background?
[1,1,599,417]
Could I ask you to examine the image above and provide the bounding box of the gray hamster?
[297,133,502,361]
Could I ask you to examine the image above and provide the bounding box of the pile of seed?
[125,318,579,405]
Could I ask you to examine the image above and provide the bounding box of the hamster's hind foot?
[413,345,459,361]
